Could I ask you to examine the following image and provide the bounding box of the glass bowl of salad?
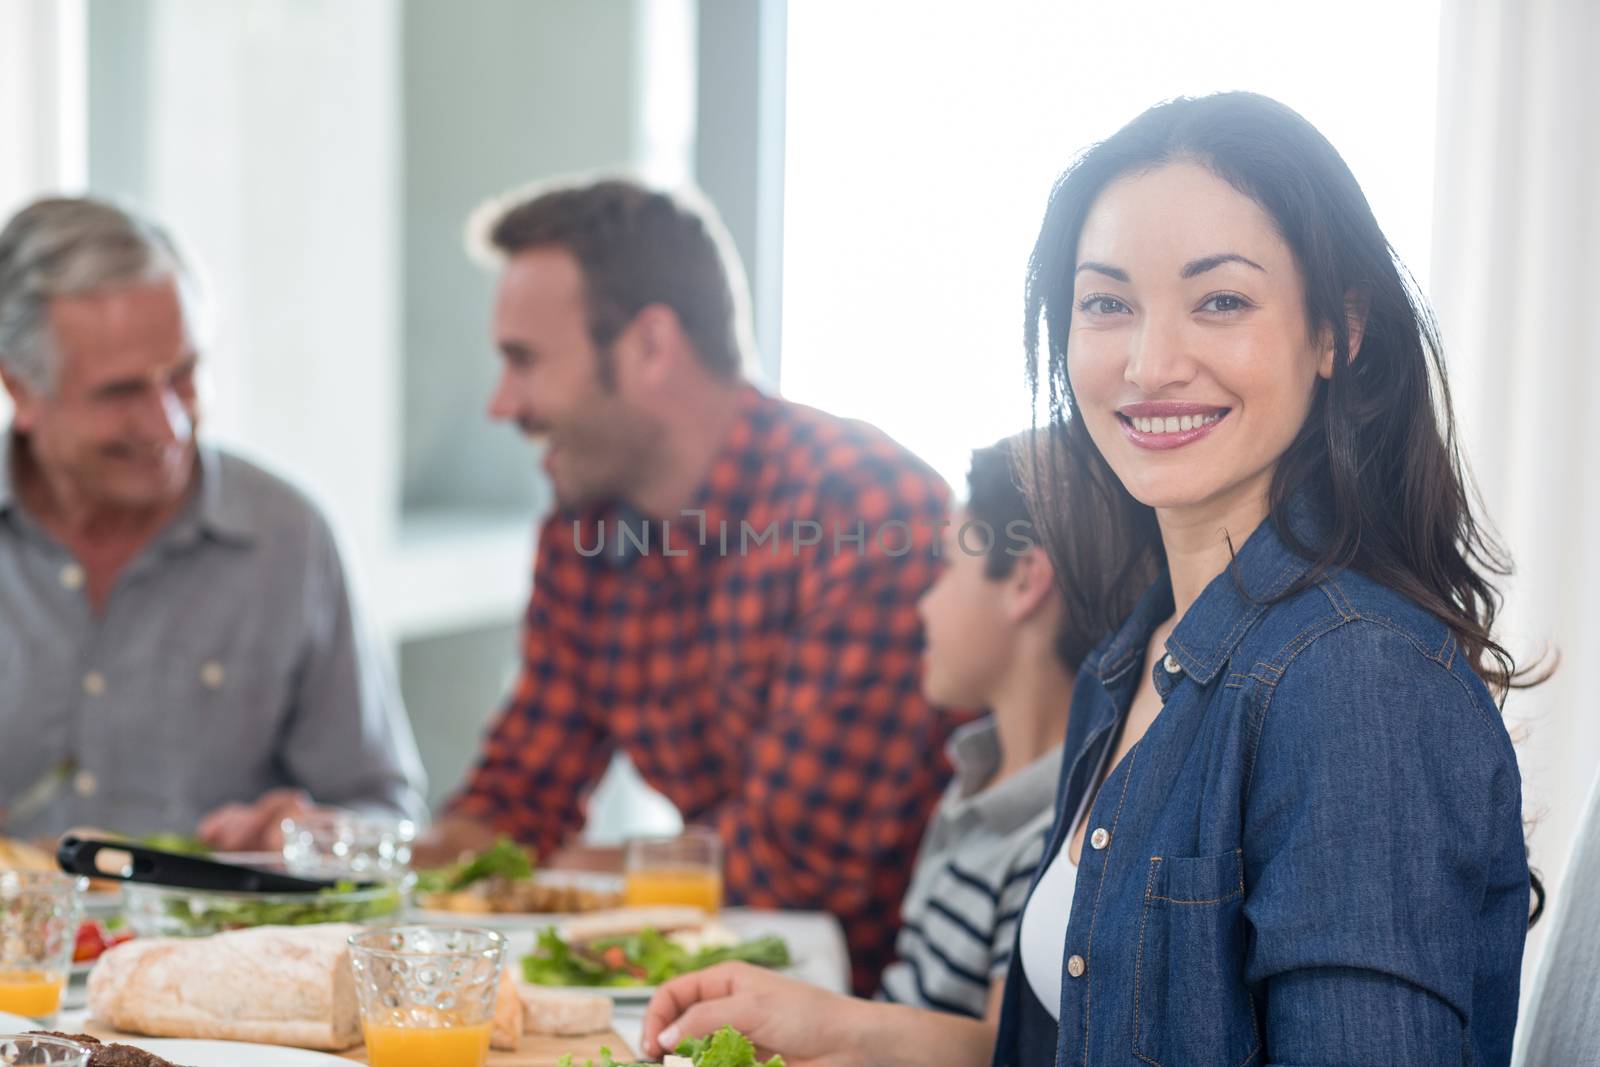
[120,855,412,938]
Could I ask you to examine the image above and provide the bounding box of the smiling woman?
[998,91,1546,1067]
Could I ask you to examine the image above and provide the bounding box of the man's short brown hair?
[485,179,748,380]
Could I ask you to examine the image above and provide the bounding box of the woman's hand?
[642,962,869,1067]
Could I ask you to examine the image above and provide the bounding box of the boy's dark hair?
[963,433,1114,673]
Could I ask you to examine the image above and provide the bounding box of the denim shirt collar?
[1087,490,1330,689]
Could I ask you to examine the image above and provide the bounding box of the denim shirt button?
[1067,954,1086,978]
[1162,652,1182,675]
[1090,827,1111,850]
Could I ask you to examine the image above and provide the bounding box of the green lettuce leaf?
[678,1025,785,1067]
[444,836,534,890]
[555,1026,783,1067]
[522,927,790,989]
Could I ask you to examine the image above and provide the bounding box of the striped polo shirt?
[877,716,1062,1017]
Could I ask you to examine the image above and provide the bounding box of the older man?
[422,179,955,992]
[0,197,425,846]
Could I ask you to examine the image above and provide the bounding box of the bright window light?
[782,0,1441,490]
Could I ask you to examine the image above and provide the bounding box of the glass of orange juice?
[623,827,723,911]
[348,925,506,1067]
[0,871,85,1028]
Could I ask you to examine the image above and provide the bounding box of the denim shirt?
[993,501,1529,1066]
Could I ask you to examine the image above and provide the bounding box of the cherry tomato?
[73,921,105,963]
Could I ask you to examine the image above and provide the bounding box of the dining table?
[51,905,852,1065]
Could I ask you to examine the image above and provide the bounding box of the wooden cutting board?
[337,1029,634,1066]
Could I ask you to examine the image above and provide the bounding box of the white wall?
[110,0,403,577]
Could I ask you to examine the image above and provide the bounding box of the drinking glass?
[281,810,415,880]
[0,872,84,1027]
[348,925,506,1067]
[623,827,723,911]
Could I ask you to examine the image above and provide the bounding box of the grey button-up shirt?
[0,434,427,839]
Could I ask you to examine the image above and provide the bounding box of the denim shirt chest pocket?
[1133,847,1261,1067]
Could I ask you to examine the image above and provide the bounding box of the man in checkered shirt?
[423,179,955,992]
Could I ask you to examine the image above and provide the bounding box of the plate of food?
[558,1023,785,1066]
[412,837,624,919]
[520,908,792,1002]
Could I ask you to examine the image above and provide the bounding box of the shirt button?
[74,770,98,797]
[59,563,85,590]
[1090,827,1111,850]
[1067,954,1086,978]
[82,671,107,697]
[1162,652,1182,675]
[200,661,226,689]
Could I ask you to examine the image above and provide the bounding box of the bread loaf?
[90,923,528,1053]
[491,964,522,1051]
[87,924,362,1050]
[0,836,55,871]
[518,983,613,1036]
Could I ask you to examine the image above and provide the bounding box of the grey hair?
[0,197,198,391]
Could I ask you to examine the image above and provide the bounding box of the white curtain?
[0,0,84,427]
[0,0,84,217]
[1429,0,1600,1013]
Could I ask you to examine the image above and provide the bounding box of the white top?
[1019,737,1109,1023]
[1019,820,1080,1020]
[1020,733,1116,1021]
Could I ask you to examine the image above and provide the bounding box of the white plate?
[407,908,577,931]
[409,870,624,929]
[542,982,658,1002]
[0,1009,39,1031]
[111,1038,352,1064]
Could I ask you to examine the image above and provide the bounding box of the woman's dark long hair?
[1023,92,1550,923]
[1024,91,1549,698]
[966,433,1155,675]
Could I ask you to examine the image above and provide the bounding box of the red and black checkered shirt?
[451,386,955,992]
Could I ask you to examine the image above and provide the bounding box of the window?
[782,0,1440,489]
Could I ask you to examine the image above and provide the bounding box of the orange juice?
[0,969,64,1018]
[363,1021,492,1067]
[623,866,723,910]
